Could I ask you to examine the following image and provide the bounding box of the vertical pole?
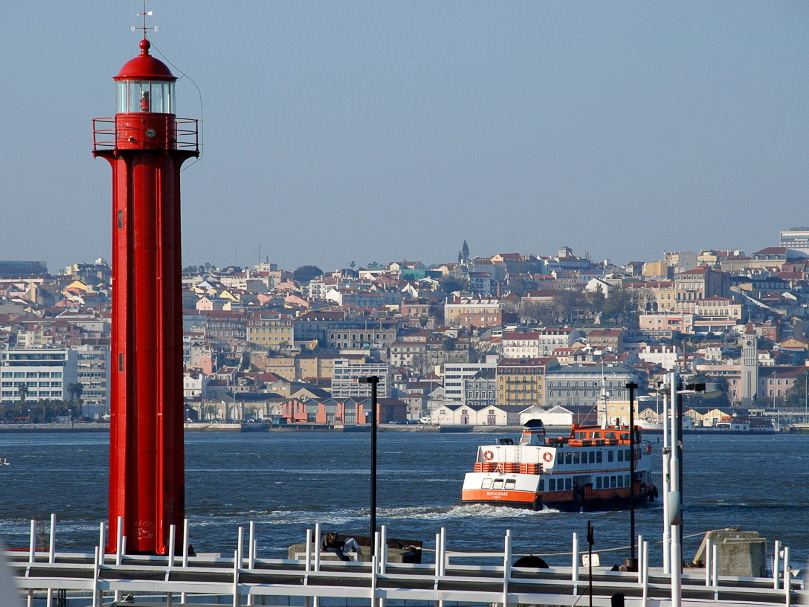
[712,544,718,602]
[248,521,256,569]
[773,539,781,589]
[29,519,36,563]
[670,373,681,607]
[627,382,637,563]
[662,385,670,575]
[502,530,511,607]
[314,522,321,572]
[370,376,378,556]
[237,526,244,567]
[642,540,649,607]
[572,532,579,596]
[783,546,790,606]
[677,382,684,549]
[46,514,55,607]
[181,519,188,606]
[636,534,643,584]
[705,537,712,586]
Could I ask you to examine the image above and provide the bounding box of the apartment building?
[0,348,78,404]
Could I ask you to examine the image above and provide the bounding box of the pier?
[7,518,805,607]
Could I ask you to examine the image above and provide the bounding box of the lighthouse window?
[118,210,123,229]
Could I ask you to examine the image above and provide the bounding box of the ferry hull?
[462,484,657,512]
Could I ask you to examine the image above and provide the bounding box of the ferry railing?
[7,515,806,607]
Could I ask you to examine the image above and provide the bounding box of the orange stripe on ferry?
[461,489,536,503]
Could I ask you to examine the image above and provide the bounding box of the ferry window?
[549,478,555,491]
[565,452,572,464]
[596,451,602,463]
[565,478,572,490]
[538,479,545,491]
[610,476,616,488]
[589,452,595,464]
[608,451,614,462]
[618,450,623,462]
[573,453,580,464]
[557,452,563,465]
[493,479,504,489]
[625,449,631,461]
[482,478,492,489]
[505,479,516,490]
[625,475,630,487]
[618,476,623,488]
[596,477,602,489]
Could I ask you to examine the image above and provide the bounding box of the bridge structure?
[6,517,805,607]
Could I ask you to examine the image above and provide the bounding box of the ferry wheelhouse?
[461,420,657,511]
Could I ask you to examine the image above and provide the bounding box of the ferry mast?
[93,24,198,554]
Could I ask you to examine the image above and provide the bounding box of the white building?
[501,328,583,358]
[637,344,681,370]
[443,355,498,402]
[423,403,508,426]
[331,359,390,399]
[0,348,78,404]
[74,344,110,417]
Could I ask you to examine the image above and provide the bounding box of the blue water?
[0,431,806,570]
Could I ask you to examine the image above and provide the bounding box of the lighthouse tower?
[93,35,198,554]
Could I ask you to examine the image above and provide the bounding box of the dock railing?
[6,515,806,607]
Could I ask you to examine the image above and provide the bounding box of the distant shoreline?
[0,422,528,434]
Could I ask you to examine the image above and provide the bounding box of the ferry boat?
[461,419,657,511]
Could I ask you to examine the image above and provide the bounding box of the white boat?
[461,420,657,511]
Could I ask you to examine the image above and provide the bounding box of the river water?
[0,430,807,570]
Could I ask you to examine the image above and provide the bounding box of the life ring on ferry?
[542,452,553,463]
[483,450,494,461]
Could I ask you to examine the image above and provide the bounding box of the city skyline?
[3,2,808,272]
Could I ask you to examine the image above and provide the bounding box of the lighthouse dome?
[114,39,176,82]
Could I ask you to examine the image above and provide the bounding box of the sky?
[2,2,808,274]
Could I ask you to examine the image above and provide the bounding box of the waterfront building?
[496,357,558,410]
[0,347,78,404]
[330,359,389,398]
[74,344,110,417]
[443,356,499,402]
[545,363,639,409]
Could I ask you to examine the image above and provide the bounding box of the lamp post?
[359,375,379,556]
[626,382,638,569]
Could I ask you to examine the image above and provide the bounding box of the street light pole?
[360,375,379,556]
[626,382,638,568]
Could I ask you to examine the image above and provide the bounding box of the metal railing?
[6,516,806,607]
[92,117,199,152]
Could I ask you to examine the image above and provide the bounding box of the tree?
[785,372,809,409]
[349,260,356,270]
[442,337,456,352]
[18,382,28,406]
[461,240,470,263]
[293,265,323,283]
[67,383,83,403]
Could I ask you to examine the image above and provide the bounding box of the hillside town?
[3,230,809,430]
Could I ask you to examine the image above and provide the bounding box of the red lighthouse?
[93,36,198,555]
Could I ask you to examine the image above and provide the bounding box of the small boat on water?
[461,420,657,511]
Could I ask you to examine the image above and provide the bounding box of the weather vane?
[131,2,158,39]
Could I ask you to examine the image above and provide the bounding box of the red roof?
[115,39,176,81]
